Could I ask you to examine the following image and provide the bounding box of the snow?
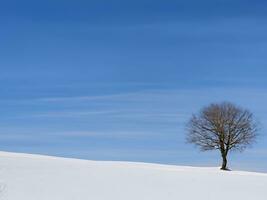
[0,151,266,200]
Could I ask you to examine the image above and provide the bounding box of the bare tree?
[187,102,258,170]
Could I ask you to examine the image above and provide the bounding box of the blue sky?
[0,0,267,172]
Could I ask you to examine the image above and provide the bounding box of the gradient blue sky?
[1,0,267,172]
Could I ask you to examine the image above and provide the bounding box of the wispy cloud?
[0,129,177,141]
[37,92,141,102]
[31,87,267,103]
[31,110,118,118]
[51,130,172,139]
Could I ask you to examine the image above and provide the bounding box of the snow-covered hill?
[0,151,266,200]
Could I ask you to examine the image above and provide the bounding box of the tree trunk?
[221,154,227,170]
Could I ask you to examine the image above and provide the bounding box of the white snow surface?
[0,151,266,200]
